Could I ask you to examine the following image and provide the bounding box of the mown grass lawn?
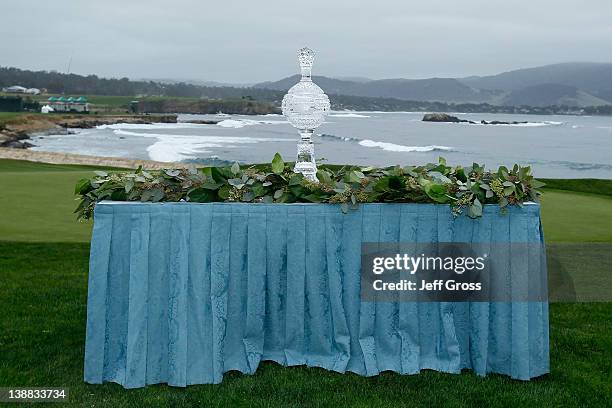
[0,159,611,407]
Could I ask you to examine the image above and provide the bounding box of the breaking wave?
[216,119,287,128]
[457,120,564,127]
[328,113,371,118]
[317,133,453,153]
[318,133,361,142]
[112,129,292,162]
[527,159,612,172]
[358,140,454,152]
[97,123,206,130]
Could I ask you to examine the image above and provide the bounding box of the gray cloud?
[1,0,611,82]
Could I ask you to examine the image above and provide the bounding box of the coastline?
[0,113,177,149]
[0,147,189,169]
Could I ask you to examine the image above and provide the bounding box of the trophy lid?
[298,47,315,80]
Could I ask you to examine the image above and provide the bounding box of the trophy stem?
[300,66,312,81]
[294,129,318,182]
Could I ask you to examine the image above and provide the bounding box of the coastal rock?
[2,140,35,149]
[423,113,465,123]
[480,120,528,125]
[183,119,220,125]
[422,113,476,124]
[422,113,529,125]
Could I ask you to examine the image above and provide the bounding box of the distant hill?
[255,75,498,103]
[501,83,610,107]
[459,62,612,92]
[255,62,612,107]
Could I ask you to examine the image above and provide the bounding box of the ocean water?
[30,112,612,178]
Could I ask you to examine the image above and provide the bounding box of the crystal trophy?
[281,47,330,182]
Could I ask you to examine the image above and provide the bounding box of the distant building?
[47,96,90,113]
[2,85,27,93]
[1,85,41,95]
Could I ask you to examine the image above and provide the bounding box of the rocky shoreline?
[0,113,177,149]
[0,147,190,169]
[422,112,529,125]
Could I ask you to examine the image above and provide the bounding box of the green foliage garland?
[74,153,543,220]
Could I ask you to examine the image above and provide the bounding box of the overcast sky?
[2,1,612,83]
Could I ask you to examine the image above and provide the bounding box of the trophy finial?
[297,47,315,80]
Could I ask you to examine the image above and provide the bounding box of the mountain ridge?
[254,62,612,107]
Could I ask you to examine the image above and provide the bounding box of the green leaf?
[75,178,91,195]
[273,189,284,199]
[231,162,240,175]
[334,182,347,193]
[228,178,245,189]
[150,188,164,202]
[140,190,152,202]
[467,198,483,218]
[164,169,181,177]
[455,167,467,182]
[429,171,452,184]
[251,183,266,198]
[110,189,127,201]
[424,183,450,203]
[271,153,284,174]
[303,194,322,203]
[211,167,229,183]
[201,181,222,190]
[94,170,108,177]
[125,180,135,194]
[188,188,217,203]
[316,170,333,185]
[288,174,303,186]
[374,177,389,192]
[218,185,231,200]
[289,185,305,197]
[340,203,349,213]
[241,191,254,202]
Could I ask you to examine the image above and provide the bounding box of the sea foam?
[358,140,453,153]
[328,113,371,118]
[111,130,293,162]
[216,119,287,128]
[97,123,207,130]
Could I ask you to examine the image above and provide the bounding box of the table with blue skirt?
[84,202,549,388]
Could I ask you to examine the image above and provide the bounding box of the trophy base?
[294,131,318,182]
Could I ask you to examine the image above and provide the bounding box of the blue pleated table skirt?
[84,202,549,388]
